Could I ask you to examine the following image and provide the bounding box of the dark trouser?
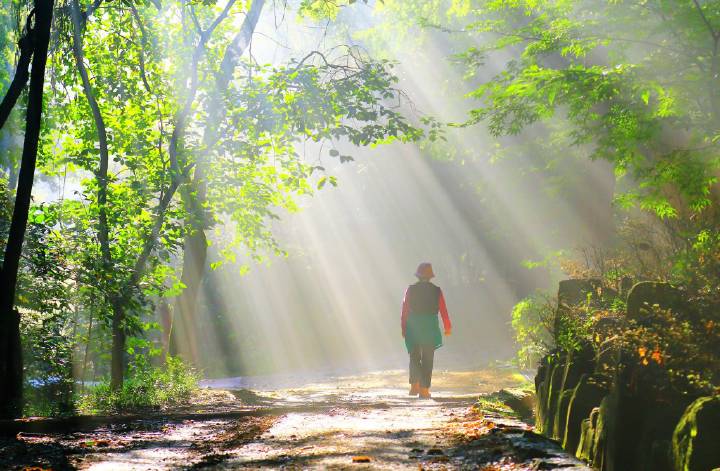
[409,344,435,388]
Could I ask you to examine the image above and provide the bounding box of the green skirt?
[404,313,442,353]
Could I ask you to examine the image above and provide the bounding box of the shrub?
[511,295,554,369]
[78,355,198,413]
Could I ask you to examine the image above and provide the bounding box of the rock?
[590,376,692,471]
[563,375,608,456]
[550,346,595,440]
[557,279,603,309]
[494,388,536,422]
[626,282,686,323]
[576,408,599,463]
[554,389,574,443]
[543,360,566,435]
[619,277,634,297]
[591,395,611,470]
[673,395,720,471]
[536,356,558,435]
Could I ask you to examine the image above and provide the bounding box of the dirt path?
[1,369,590,470]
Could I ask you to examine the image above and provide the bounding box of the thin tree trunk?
[0,0,54,419]
[81,310,94,388]
[172,0,264,360]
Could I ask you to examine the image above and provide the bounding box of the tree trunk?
[172,0,264,360]
[0,0,55,419]
[69,0,119,388]
[106,0,236,384]
[109,298,126,391]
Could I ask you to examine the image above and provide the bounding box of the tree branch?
[0,12,35,132]
[692,0,719,39]
[69,0,113,273]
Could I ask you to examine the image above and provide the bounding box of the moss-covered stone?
[577,417,593,462]
[549,345,594,440]
[554,388,574,441]
[543,359,565,434]
[626,281,686,323]
[557,279,603,307]
[591,394,610,470]
[535,357,551,433]
[563,375,608,456]
[577,407,600,463]
[673,395,720,471]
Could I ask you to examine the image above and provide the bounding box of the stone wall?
[533,280,720,471]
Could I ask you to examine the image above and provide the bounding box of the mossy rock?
[558,278,603,308]
[480,388,536,422]
[551,346,595,439]
[633,396,695,471]
[543,360,566,434]
[577,407,601,463]
[591,379,685,471]
[577,417,594,462]
[626,281,686,323]
[591,394,611,470]
[673,395,720,471]
[563,375,608,455]
[554,388,575,441]
[535,356,551,431]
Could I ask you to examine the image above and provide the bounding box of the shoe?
[409,383,420,396]
[419,387,431,399]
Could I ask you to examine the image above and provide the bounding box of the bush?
[511,295,554,369]
[78,355,198,413]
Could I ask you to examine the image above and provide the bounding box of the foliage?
[510,294,554,368]
[21,308,76,416]
[620,306,720,396]
[452,0,720,219]
[0,0,431,404]
[78,355,198,413]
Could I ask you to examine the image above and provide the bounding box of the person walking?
[401,262,452,399]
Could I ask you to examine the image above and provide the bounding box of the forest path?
[5,369,590,470]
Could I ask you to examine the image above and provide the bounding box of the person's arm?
[439,289,452,335]
[401,288,410,337]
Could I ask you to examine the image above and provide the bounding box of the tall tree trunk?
[172,0,264,359]
[106,0,236,387]
[0,0,54,419]
[69,0,119,388]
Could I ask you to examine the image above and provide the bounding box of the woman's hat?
[415,262,435,279]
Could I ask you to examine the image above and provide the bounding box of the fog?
[24,1,616,379]
[172,0,617,377]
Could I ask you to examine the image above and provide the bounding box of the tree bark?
[0,0,55,419]
[172,0,264,360]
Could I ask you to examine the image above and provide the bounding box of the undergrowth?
[78,355,198,414]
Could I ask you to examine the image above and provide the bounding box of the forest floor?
[0,368,590,470]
